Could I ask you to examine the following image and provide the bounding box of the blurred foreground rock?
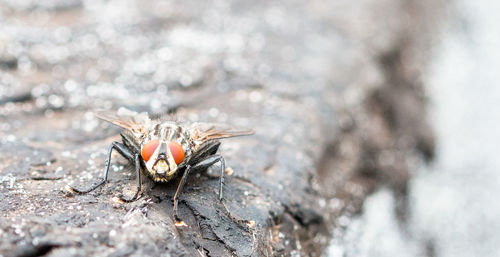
[0,0,442,256]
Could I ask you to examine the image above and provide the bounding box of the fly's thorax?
[140,122,193,182]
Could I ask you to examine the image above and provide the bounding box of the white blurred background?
[329,0,500,256]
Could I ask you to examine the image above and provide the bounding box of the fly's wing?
[188,122,255,143]
[95,107,151,137]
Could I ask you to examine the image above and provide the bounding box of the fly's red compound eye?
[169,141,184,164]
[142,139,159,162]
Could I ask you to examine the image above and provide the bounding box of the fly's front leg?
[173,141,225,220]
[173,155,225,221]
[191,154,226,200]
[67,141,134,194]
[189,141,225,198]
[117,154,142,202]
[173,165,192,221]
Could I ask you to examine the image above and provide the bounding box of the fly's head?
[140,123,190,182]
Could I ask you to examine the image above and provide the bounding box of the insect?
[67,107,254,220]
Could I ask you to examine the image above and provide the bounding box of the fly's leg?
[173,165,192,221]
[189,141,225,200]
[67,141,134,194]
[117,154,142,202]
[192,155,226,201]
[173,155,226,221]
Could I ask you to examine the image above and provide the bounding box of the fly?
[66,107,254,220]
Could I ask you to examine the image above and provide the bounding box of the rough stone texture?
[0,0,441,256]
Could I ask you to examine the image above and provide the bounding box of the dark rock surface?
[0,0,441,256]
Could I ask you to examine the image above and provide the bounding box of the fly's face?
[140,123,191,182]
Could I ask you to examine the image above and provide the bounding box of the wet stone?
[0,141,55,178]
[0,0,438,256]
